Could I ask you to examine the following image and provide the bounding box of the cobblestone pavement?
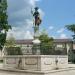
[0,64,19,75]
[0,68,75,75]
[0,63,75,75]
[0,71,18,75]
[0,70,28,75]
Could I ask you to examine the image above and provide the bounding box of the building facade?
[0,39,74,61]
[15,39,73,55]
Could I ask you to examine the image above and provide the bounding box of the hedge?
[5,47,23,55]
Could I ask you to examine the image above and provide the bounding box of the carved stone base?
[3,55,68,71]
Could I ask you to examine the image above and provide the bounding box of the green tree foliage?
[6,47,22,55]
[66,24,75,39]
[66,24,75,61]
[4,35,23,55]
[66,24,75,33]
[68,49,75,63]
[5,34,16,47]
[0,0,11,50]
[0,33,6,49]
[39,31,54,55]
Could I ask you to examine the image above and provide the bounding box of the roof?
[53,39,72,43]
[15,39,33,44]
[15,39,72,44]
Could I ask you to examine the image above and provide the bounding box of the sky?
[7,0,75,39]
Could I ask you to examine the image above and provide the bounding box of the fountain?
[3,7,70,75]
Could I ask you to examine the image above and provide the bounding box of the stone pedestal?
[3,55,68,70]
[32,39,41,55]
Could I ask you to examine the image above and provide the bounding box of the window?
[57,44,63,48]
[55,44,65,51]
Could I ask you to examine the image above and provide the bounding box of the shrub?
[68,49,75,63]
[5,47,23,55]
[0,60,3,63]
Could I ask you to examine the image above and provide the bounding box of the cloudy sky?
[7,0,38,39]
[7,0,75,39]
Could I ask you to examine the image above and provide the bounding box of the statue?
[32,7,42,27]
[31,7,42,38]
[31,7,42,54]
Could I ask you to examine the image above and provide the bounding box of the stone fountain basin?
[3,55,68,71]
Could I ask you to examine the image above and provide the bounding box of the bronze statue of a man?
[33,7,42,26]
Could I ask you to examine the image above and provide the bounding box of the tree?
[5,34,16,47]
[66,24,75,33]
[39,31,54,55]
[4,34,23,55]
[65,24,75,62]
[0,0,11,51]
[66,24,75,39]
